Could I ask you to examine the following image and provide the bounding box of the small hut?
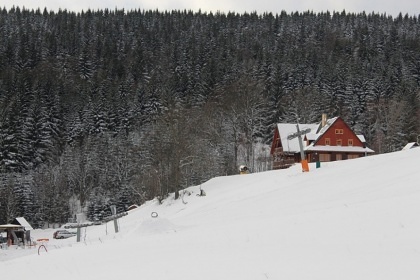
[0,217,33,247]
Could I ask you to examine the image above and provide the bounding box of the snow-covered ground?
[1,148,420,280]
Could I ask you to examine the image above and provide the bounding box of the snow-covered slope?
[2,148,420,280]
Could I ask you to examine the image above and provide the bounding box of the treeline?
[0,7,419,227]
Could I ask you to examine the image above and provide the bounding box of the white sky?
[2,148,420,279]
[2,0,419,17]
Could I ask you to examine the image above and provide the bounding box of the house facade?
[270,115,374,169]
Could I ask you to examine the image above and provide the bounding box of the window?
[319,153,331,162]
[325,138,331,145]
[348,139,353,146]
[336,139,342,146]
[335,154,342,160]
[335,129,343,134]
[348,154,359,159]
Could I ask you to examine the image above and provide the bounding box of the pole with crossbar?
[287,125,311,161]
[287,124,311,172]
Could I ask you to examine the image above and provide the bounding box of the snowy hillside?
[2,148,420,280]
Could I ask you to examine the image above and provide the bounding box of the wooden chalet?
[270,114,374,169]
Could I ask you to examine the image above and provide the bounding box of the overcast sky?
[2,0,419,17]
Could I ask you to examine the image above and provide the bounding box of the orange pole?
[301,159,309,172]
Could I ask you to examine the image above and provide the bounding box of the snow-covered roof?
[277,123,319,153]
[14,217,33,230]
[0,224,25,230]
[316,117,338,136]
[305,144,375,153]
[402,142,419,150]
[305,133,318,141]
[357,135,366,143]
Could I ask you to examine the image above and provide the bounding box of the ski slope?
[1,148,420,280]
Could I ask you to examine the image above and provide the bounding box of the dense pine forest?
[0,7,419,227]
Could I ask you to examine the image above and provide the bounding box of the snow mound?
[135,217,181,235]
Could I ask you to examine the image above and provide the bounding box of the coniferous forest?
[0,7,419,227]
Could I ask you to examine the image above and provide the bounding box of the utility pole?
[287,124,311,172]
[109,205,119,233]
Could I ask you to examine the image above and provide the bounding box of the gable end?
[314,117,364,147]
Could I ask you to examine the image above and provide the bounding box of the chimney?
[321,113,327,127]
